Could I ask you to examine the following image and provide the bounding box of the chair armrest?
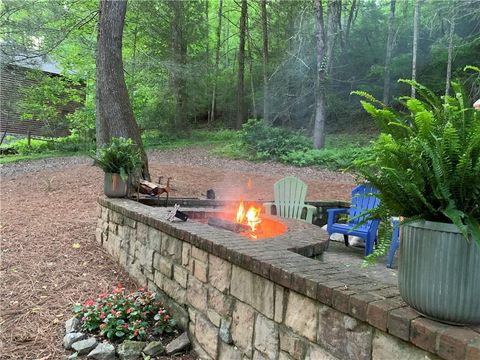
[263,202,275,216]
[327,208,349,232]
[303,204,317,223]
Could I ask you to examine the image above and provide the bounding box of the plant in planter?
[352,73,480,324]
[93,137,142,198]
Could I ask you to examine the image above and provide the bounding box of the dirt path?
[0,147,355,359]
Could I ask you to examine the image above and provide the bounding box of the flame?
[235,198,262,234]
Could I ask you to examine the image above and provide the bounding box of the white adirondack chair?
[263,176,317,223]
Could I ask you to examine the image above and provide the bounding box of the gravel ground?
[0,146,355,359]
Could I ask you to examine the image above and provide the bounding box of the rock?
[72,337,98,355]
[87,342,116,360]
[65,317,81,334]
[143,341,165,356]
[166,332,190,355]
[63,332,87,349]
[117,340,147,360]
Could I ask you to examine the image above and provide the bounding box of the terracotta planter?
[104,173,128,198]
[399,220,480,325]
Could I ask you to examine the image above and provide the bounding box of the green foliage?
[280,147,371,170]
[73,285,176,341]
[239,119,312,160]
[17,71,83,136]
[92,138,142,180]
[354,75,480,263]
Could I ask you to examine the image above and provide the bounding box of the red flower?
[126,307,135,314]
[99,293,108,299]
[138,288,144,292]
[84,299,95,307]
[123,323,129,329]
[100,312,106,319]
[133,329,139,337]
[111,309,117,316]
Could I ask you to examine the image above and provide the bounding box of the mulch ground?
[0,147,354,359]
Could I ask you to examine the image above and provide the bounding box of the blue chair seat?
[326,184,380,256]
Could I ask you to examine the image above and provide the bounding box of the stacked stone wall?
[96,198,480,360]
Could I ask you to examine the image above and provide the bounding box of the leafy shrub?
[92,137,142,179]
[353,75,480,262]
[73,285,176,341]
[280,147,372,170]
[9,138,54,155]
[239,119,312,159]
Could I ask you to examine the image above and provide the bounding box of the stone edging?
[98,197,480,360]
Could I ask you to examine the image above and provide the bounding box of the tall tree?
[313,0,327,149]
[170,0,188,130]
[210,0,223,124]
[383,0,396,104]
[261,0,269,122]
[96,0,149,179]
[445,2,456,97]
[236,0,248,128]
[411,0,421,98]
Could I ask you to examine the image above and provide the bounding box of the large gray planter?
[399,220,480,325]
[104,173,128,198]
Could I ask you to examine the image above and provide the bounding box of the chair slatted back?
[349,184,380,229]
[273,176,308,220]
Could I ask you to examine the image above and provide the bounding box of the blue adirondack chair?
[263,176,317,223]
[386,218,400,268]
[326,184,380,256]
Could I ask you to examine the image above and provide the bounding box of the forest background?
[1,0,479,168]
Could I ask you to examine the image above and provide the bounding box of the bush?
[280,147,372,170]
[73,285,176,341]
[92,137,142,179]
[9,138,54,155]
[239,119,312,159]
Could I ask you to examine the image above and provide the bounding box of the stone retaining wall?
[96,198,480,360]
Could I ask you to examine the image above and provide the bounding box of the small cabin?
[0,55,83,140]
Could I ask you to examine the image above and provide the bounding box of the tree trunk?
[411,0,421,98]
[383,0,396,105]
[261,0,269,122]
[326,0,338,73]
[171,1,188,131]
[96,0,150,179]
[236,0,247,129]
[313,0,327,149]
[345,0,356,47]
[210,0,223,124]
[445,3,456,97]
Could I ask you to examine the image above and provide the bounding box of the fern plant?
[92,137,142,181]
[353,75,480,263]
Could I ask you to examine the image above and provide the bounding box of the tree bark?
[313,0,327,149]
[236,0,247,129]
[445,3,456,97]
[261,0,269,122]
[383,0,396,105]
[411,0,421,98]
[210,0,223,124]
[96,0,149,179]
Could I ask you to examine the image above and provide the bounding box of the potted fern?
[93,137,142,198]
[353,71,480,325]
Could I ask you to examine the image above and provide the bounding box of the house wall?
[0,64,79,138]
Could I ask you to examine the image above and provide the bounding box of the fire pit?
[123,196,330,258]
[184,199,287,241]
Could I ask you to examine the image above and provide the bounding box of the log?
[207,217,250,233]
[137,179,160,194]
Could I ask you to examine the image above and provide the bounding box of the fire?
[235,198,262,234]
